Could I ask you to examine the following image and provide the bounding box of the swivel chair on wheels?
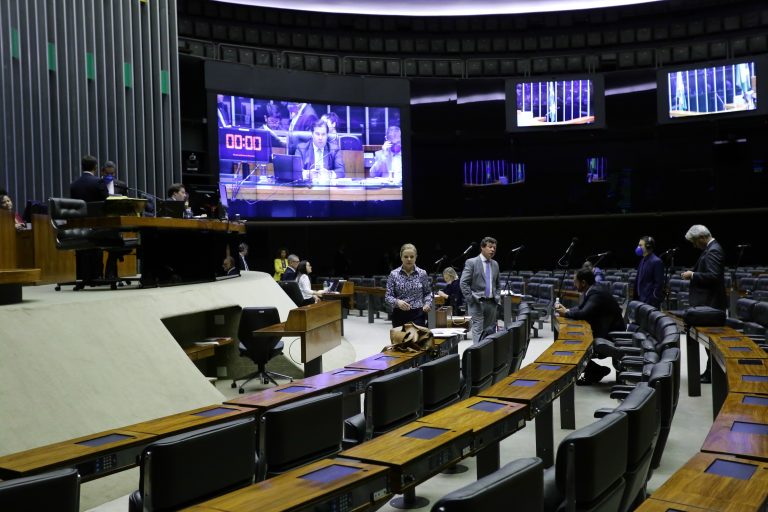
[231,307,293,393]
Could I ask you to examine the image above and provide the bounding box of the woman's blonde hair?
[443,267,458,281]
[400,243,417,257]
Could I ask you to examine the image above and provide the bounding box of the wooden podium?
[254,301,342,377]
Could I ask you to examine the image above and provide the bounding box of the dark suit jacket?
[689,239,727,311]
[636,253,664,307]
[113,179,128,196]
[295,141,345,177]
[460,255,501,304]
[70,173,108,202]
[281,266,297,281]
[564,286,625,338]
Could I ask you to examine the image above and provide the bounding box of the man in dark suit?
[460,237,501,343]
[70,155,108,202]
[280,254,300,281]
[237,243,249,271]
[101,161,128,196]
[635,235,665,307]
[682,224,726,383]
[555,267,625,384]
[296,120,345,182]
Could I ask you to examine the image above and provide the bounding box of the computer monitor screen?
[215,93,404,219]
[586,157,607,183]
[657,57,766,123]
[463,160,525,187]
[506,75,606,131]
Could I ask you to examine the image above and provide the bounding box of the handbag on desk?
[384,322,435,353]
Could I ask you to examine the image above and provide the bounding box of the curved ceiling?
[214,0,663,17]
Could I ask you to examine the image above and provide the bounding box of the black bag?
[683,306,726,327]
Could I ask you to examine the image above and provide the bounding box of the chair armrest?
[618,371,643,385]
[594,407,614,418]
[617,346,644,357]
[607,331,634,340]
[342,413,366,448]
[609,388,632,400]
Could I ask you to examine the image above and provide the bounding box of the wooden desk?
[702,393,768,462]
[0,404,254,482]
[726,358,768,395]
[345,351,421,373]
[0,210,19,268]
[321,280,355,321]
[418,397,527,479]
[355,285,385,323]
[251,301,342,377]
[649,452,768,511]
[186,458,391,512]
[0,268,40,304]
[66,216,245,286]
[340,422,473,498]
[480,363,576,467]
[225,367,378,418]
[635,497,710,511]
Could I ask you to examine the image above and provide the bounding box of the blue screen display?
[666,62,757,119]
[216,94,404,219]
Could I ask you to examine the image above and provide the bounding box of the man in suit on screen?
[296,120,345,182]
[460,237,501,343]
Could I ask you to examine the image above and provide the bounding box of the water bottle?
[555,297,561,308]
[183,206,193,219]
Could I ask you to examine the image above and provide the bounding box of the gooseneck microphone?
[659,247,679,257]
[433,255,447,266]
[590,251,611,258]
[508,245,525,254]
[737,244,751,249]
[461,242,478,256]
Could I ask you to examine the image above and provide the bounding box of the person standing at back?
[384,243,432,328]
[70,155,108,202]
[635,235,665,307]
[681,224,726,383]
[460,237,501,343]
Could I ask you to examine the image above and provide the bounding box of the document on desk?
[431,328,468,338]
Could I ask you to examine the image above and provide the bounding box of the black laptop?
[272,154,304,183]
[156,200,185,218]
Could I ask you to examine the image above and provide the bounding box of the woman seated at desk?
[437,267,465,314]
[1,193,26,231]
[296,260,324,306]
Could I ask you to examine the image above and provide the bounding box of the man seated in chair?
[369,125,402,184]
[296,119,345,183]
[555,267,624,385]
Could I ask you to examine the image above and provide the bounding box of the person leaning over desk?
[385,243,432,328]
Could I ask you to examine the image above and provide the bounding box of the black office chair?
[277,280,305,307]
[460,338,495,398]
[128,417,256,512]
[257,392,344,480]
[509,320,529,374]
[0,468,80,512]
[420,354,462,414]
[431,457,544,512]
[594,387,659,512]
[486,328,514,383]
[232,307,293,393]
[542,411,629,512]
[343,367,423,447]
[48,197,137,291]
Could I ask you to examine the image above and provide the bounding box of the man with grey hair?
[682,224,726,383]
[280,254,300,281]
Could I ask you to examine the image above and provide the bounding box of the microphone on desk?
[737,244,752,249]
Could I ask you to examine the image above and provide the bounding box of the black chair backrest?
[133,417,256,511]
[48,197,88,220]
[431,457,544,512]
[258,392,343,479]
[625,301,643,324]
[365,367,423,438]
[753,301,768,328]
[420,354,462,413]
[611,387,659,512]
[278,281,305,307]
[461,339,495,397]
[645,361,675,470]
[486,328,514,383]
[737,298,759,321]
[0,468,80,512]
[238,307,282,361]
[556,411,628,511]
[635,304,656,333]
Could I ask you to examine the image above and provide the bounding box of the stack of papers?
[430,328,468,338]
